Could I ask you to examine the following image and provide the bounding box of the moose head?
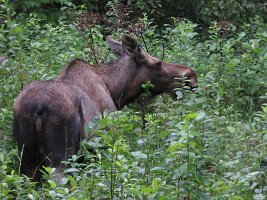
[105,35,197,106]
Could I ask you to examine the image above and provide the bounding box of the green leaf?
[173,163,188,178]
[0,152,4,163]
[65,168,81,173]
[238,32,246,39]
[49,190,56,198]
[156,130,170,139]
[168,143,186,152]
[227,126,236,134]
[231,196,244,200]
[151,166,165,173]
[185,112,198,122]
[196,111,206,121]
[222,160,239,168]
[48,180,57,189]
[141,185,154,194]
[131,151,147,159]
[175,91,183,99]
[28,194,34,200]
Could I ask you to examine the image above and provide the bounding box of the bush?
[0,7,267,199]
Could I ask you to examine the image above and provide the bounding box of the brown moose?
[13,35,197,181]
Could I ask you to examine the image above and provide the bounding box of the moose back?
[13,35,197,181]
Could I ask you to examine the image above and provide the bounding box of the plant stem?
[110,146,114,199]
[89,166,95,200]
[88,28,99,64]
[140,32,149,53]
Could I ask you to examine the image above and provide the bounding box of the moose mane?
[59,58,129,79]
[58,59,88,78]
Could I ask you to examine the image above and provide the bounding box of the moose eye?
[155,61,162,69]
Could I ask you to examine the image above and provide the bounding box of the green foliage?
[13,0,75,21]
[0,3,267,199]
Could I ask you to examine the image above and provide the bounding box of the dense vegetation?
[0,0,267,199]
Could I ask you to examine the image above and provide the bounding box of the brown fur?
[13,35,197,181]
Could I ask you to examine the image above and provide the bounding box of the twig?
[104,50,111,62]
[18,144,25,176]
[161,41,165,61]
[76,27,99,64]
[140,32,149,53]
[88,28,99,64]
[33,152,52,179]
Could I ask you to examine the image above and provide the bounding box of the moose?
[13,35,197,181]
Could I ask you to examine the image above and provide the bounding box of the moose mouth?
[167,80,198,99]
[173,77,198,91]
[150,77,198,98]
[183,80,198,91]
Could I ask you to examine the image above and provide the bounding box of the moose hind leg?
[40,117,82,178]
[13,117,42,181]
[19,143,42,181]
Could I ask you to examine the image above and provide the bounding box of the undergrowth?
[0,3,267,199]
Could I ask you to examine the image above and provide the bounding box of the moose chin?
[13,35,197,182]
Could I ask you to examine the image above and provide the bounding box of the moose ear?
[106,36,124,57]
[121,35,141,57]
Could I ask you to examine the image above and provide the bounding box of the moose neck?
[97,56,143,109]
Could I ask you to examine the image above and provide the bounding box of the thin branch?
[161,41,165,61]
[104,49,111,62]
[140,32,149,53]
[76,26,98,64]
[88,28,99,64]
